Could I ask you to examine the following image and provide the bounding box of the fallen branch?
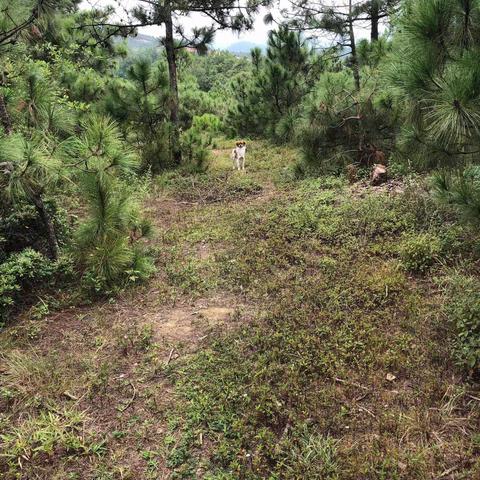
[358,406,376,418]
[117,381,136,412]
[334,377,369,391]
[166,347,175,365]
[437,465,459,478]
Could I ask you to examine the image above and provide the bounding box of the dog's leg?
[242,157,245,171]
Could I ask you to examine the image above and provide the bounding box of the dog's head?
[235,141,246,148]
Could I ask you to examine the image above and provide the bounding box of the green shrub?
[180,114,222,173]
[298,71,396,174]
[286,191,336,236]
[432,166,480,226]
[341,194,415,240]
[0,249,63,324]
[444,275,480,373]
[399,233,442,273]
[180,127,212,173]
[72,115,155,293]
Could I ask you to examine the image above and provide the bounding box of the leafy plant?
[0,249,48,324]
[399,232,442,273]
[444,274,480,373]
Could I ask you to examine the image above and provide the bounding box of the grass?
[1,140,480,478]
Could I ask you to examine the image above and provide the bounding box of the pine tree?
[0,134,61,260]
[228,26,320,140]
[67,114,153,289]
[284,0,399,90]
[390,1,480,223]
[389,0,480,162]
[104,57,171,172]
[0,59,76,260]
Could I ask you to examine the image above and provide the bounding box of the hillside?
[224,40,266,55]
[2,1,480,479]
[122,33,263,55]
[125,33,159,50]
[1,141,479,478]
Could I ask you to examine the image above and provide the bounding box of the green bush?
[444,275,480,373]
[0,249,57,324]
[180,114,223,173]
[286,191,336,236]
[399,233,442,273]
[298,71,396,174]
[72,115,155,293]
[0,198,71,263]
[180,128,212,173]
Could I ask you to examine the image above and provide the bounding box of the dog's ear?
[235,141,241,147]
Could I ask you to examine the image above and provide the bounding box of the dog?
[231,141,247,171]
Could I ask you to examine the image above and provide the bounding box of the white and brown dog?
[231,141,247,171]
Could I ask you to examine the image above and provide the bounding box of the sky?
[81,1,376,49]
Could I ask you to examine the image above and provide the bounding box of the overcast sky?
[81,1,375,49]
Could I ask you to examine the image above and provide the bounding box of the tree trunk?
[0,94,12,135]
[348,1,361,91]
[370,1,380,42]
[31,193,59,261]
[164,3,182,165]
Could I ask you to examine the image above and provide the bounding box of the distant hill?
[125,33,159,51]
[225,41,266,55]
[121,33,264,57]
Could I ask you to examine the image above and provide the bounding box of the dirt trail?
[0,144,287,479]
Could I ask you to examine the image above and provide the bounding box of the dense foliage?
[0,3,248,322]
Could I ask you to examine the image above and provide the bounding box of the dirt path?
[0,145,281,479]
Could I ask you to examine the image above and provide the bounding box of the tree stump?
[371,164,387,186]
[346,164,358,184]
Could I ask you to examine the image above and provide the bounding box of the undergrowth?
[1,142,480,479]
[161,171,480,479]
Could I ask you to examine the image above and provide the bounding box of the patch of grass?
[399,232,443,273]
[2,141,480,479]
[163,247,217,296]
[0,408,105,477]
[162,177,480,479]
[1,349,77,407]
[157,171,263,204]
[442,273,480,373]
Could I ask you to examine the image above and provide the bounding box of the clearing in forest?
[1,141,479,479]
